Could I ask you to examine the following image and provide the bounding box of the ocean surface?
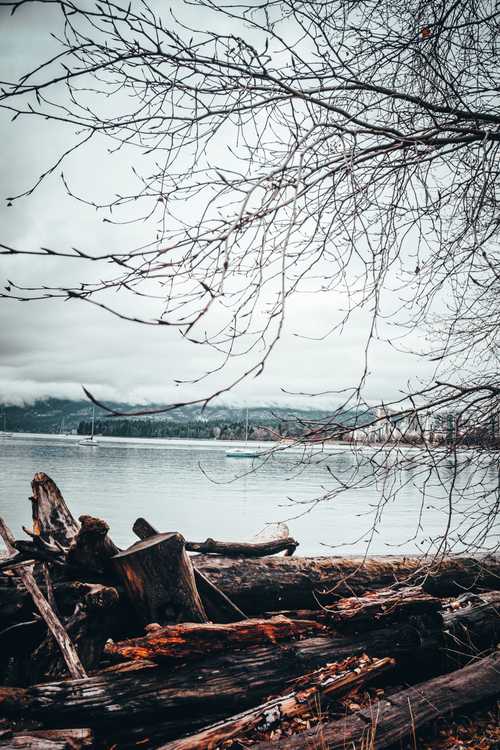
[0,433,492,556]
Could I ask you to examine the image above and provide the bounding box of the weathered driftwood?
[113,533,208,624]
[260,588,442,632]
[132,518,246,623]
[187,537,298,557]
[0,518,87,680]
[104,615,322,664]
[250,651,500,750]
[1,594,498,730]
[158,655,394,750]
[0,728,93,750]
[28,583,119,683]
[322,585,442,630]
[194,554,500,612]
[66,515,120,577]
[30,473,79,546]
[133,517,298,557]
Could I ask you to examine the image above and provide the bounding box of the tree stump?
[66,516,120,577]
[112,533,208,625]
[132,518,246,623]
[30,473,79,546]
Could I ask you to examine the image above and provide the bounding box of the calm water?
[0,433,489,555]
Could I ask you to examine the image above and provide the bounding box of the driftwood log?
[194,553,500,612]
[104,616,322,664]
[320,585,442,630]
[113,532,208,624]
[158,655,395,750]
[5,476,499,616]
[0,593,498,732]
[250,651,500,750]
[133,517,298,557]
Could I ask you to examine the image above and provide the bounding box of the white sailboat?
[79,407,100,446]
[226,408,262,458]
[1,411,13,437]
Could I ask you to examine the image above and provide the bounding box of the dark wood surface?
[113,532,208,624]
[1,594,498,731]
[194,553,500,611]
[250,651,500,750]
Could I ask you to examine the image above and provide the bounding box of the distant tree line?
[77,418,303,441]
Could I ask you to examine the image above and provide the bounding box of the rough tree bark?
[193,554,500,612]
[132,518,246,623]
[249,651,500,750]
[113,533,208,624]
[0,518,87,680]
[158,656,394,750]
[30,473,79,546]
[0,593,498,731]
[27,583,119,683]
[66,516,120,577]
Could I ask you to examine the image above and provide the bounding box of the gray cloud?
[0,2,435,408]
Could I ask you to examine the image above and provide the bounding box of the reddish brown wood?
[323,585,442,629]
[104,615,322,663]
[1,595,498,731]
[0,728,93,749]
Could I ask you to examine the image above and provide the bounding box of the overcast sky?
[0,2,436,409]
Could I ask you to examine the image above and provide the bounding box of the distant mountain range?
[0,398,357,440]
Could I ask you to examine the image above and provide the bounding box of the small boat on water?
[225,448,263,458]
[0,412,13,438]
[226,408,262,458]
[79,408,100,447]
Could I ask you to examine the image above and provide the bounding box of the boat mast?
[91,407,95,440]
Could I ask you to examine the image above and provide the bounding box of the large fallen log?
[158,655,395,750]
[0,593,498,732]
[249,651,500,750]
[7,475,499,616]
[104,616,322,664]
[193,553,500,612]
